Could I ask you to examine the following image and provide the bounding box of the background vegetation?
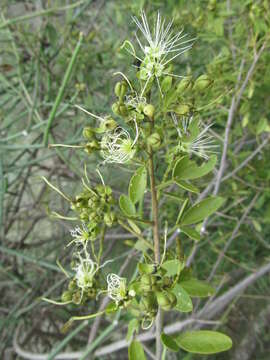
[0,0,269,359]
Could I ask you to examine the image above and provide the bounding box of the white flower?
[75,254,98,292]
[172,114,218,160]
[100,121,139,164]
[107,273,127,303]
[131,12,194,95]
[69,222,90,248]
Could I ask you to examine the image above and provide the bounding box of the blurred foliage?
[0,0,269,359]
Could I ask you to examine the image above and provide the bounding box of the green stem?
[147,116,162,360]
[98,225,106,265]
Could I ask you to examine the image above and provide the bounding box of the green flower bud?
[143,104,155,119]
[87,288,96,298]
[61,291,72,302]
[84,140,99,154]
[208,0,216,11]
[100,118,117,132]
[161,76,172,93]
[104,212,116,227]
[72,291,82,305]
[175,104,190,116]
[176,77,193,93]
[114,81,127,99]
[83,127,95,140]
[156,291,177,311]
[163,276,172,288]
[112,102,121,116]
[193,75,213,91]
[119,104,128,116]
[147,132,161,150]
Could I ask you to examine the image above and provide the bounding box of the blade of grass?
[43,32,83,146]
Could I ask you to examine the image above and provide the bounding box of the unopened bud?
[143,104,155,119]
[147,132,161,150]
[175,104,190,116]
[193,75,213,91]
[156,291,177,311]
[112,102,121,116]
[83,127,95,140]
[114,81,127,99]
[100,118,117,132]
[61,291,72,302]
[176,77,193,93]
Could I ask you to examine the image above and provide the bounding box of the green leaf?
[138,263,155,274]
[128,340,146,360]
[175,180,199,194]
[161,259,183,276]
[176,198,189,224]
[180,278,215,298]
[173,155,217,180]
[161,333,179,352]
[134,240,151,252]
[175,330,232,354]
[181,197,225,225]
[180,226,200,241]
[129,166,147,204]
[126,319,139,341]
[119,194,136,217]
[172,284,193,313]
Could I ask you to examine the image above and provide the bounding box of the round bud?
[147,132,161,150]
[100,118,117,132]
[156,291,176,311]
[114,82,122,97]
[83,127,95,140]
[163,276,172,288]
[119,104,128,116]
[72,291,82,305]
[61,291,72,302]
[112,102,121,116]
[176,77,193,93]
[143,104,155,119]
[193,75,213,91]
[104,212,115,227]
[175,104,190,116]
[114,81,127,99]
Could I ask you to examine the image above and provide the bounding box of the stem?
[148,118,162,359]
[148,147,160,263]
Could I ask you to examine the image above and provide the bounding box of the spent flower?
[107,273,127,304]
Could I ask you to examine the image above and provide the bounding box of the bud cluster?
[71,184,116,240]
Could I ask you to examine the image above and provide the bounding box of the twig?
[208,193,259,281]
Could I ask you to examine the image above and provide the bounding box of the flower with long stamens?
[100,121,139,164]
[182,124,218,160]
[74,254,98,293]
[69,222,90,248]
[130,12,194,95]
[107,273,127,304]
